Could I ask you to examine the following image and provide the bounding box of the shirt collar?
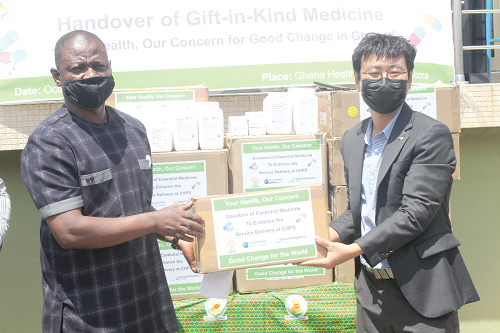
[365,107,402,145]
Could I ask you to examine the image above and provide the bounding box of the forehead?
[59,37,108,64]
[361,54,406,69]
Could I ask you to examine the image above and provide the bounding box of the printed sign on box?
[152,161,207,208]
[211,188,318,270]
[241,139,323,193]
[152,161,207,297]
[246,263,325,280]
[158,240,204,296]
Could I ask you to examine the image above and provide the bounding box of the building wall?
[453,127,500,333]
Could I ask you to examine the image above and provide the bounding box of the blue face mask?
[361,77,408,114]
[61,75,115,109]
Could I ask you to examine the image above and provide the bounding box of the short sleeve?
[21,128,84,219]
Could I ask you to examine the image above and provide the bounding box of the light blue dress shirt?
[360,110,401,269]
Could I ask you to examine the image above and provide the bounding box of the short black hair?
[54,30,106,69]
[352,33,416,76]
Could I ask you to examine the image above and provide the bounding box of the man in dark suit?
[299,33,479,332]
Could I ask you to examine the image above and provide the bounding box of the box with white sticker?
[193,183,329,274]
[151,150,229,299]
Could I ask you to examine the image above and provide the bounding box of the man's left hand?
[178,239,198,273]
[298,236,363,269]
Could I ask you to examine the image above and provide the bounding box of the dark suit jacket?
[331,103,479,318]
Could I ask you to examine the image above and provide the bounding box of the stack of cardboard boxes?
[106,87,231,300]
[116,84,461,298]
[320,85,462,284]
[224,133,333,293]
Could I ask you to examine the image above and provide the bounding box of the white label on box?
[211,188,317,269]
[152,160,207,295]
[158,241,203,295]
[115,91,195,124]
[241,139,323,193]
[405,87,437,119]
[152,161,207,208]
[358,87,437,121]
[319,111,327,126]
[246,263,325,280]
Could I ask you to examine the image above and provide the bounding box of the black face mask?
[361,77,408,114]
[61,75,115,109]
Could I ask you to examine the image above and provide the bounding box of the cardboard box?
[317,90,360,138]
[226,133,328,195]
[318,86,462,139]
[193,183,330,274]
[327,137,344,186]
[152,150,228,299]
[329,185,354,284]
[328,132,461,187]
[152,150,228,200]
[234,264,333,293]
[330,185,348,221]
[335,259,355,284]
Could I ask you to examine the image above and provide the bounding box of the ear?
[354,71,361,92]
[51,68,62,87]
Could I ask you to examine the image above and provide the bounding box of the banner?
[0,0,454,104]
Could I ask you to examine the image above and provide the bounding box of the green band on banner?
[0,62,453,104]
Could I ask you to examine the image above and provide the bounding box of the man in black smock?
[21,30,204,332]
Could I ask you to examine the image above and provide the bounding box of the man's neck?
[65,100,108,124]
[370,107,401,139]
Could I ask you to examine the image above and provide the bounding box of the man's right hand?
[151,202,204,242]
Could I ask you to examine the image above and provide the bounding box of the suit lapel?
[349,120,370,223]
[376,104,413,190]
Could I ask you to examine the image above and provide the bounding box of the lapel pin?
[398,137,404,140]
